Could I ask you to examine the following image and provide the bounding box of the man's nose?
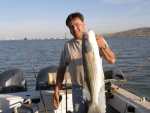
[73,25,77,31]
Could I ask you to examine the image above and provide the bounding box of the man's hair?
[66,12,84,27]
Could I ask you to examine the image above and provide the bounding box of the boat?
[0,66,150,113]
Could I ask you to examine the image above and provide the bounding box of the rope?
[107,57,150,101]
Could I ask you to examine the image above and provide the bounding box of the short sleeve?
[59,43,70,67]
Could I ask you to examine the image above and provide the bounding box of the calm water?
[0,38,150,98]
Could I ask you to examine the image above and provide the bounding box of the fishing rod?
[25,40,48,113]
[106,57,150,101]
[65,79,68,113]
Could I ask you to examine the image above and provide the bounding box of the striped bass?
[82,29,105,113]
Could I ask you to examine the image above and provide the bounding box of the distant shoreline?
[1,27,150,41]
[102,27,150,38]
[0,37,150,42]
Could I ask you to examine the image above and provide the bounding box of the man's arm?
[96,35,116,64]
[53,66,66,108]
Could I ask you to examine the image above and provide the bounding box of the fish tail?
[88,103,101,113]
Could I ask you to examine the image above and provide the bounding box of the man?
[53,12,115,113]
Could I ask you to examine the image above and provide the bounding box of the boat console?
[0,68,27,94]
[36,65,126,91]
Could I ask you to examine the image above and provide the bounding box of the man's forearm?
[101,45,116,64]
[55,66,66,90]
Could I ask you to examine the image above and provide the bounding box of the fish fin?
[88,103,101,113]
[99,86,105,93]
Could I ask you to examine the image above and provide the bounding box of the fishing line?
[25,40,48,113]
[25,44,37,78]
[106,57,150,101]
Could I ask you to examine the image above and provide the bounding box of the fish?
[82,29,104,113]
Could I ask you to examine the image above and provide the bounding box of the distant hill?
[102,27,150,38]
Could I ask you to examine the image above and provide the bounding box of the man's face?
[68,17,85,40]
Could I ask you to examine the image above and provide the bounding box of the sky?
[0,0,150,40]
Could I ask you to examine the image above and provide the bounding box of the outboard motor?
[0,68,27,94]
[36,65,59,90]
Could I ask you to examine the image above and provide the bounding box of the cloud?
[131,1,150,13]
[104,0,141,4]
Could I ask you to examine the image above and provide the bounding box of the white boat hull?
[107,84,150,113]
[0,84,150,113]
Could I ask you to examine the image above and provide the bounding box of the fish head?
[82,29,97,53]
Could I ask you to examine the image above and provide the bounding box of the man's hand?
[95,35,105,49]
[53,92,60,109]
[96,35,116,64]
[53,66,66,109]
